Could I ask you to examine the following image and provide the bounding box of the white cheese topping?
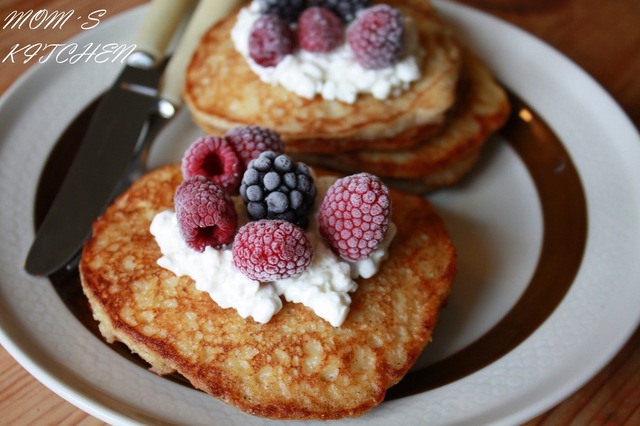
[230,1,422,104]
[150,186,395,327]
[150,211,283,324]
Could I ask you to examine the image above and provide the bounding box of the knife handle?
[159,0,244,107]
[133,0,195,66]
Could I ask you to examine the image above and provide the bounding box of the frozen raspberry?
[249,14,295,67]
[347,4,405,69]
[318,173,391,262]
[258,0,306,23]
[181,136,241,194]
[232,220,313,281]
[174,176,238,252]
[308,0,372,22]
[297,7,343,53]
[225,126,284,170]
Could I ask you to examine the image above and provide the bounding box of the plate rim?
[1,1,640,425]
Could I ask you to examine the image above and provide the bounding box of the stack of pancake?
[78,0,506,419]
[185,0,511,192]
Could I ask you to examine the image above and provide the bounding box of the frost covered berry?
[225,126,284,170]
[239,151,316,229]
[297,7,344,53]
[347,4,405,69]
[258,0,307,23]
[181,136,241,194]
[249,14,295,67]
[232,220,313,281]
[308,0,372,22]
[318,173,391,262]
[174,176,238,252]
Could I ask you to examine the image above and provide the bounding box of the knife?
[25,0,243,276]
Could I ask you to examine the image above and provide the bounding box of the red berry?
[297,7,343,53]
[232,220,313,281]
[181,136,241,194]
[347,4,405,69]
[318,173,391,262]
[249,15,295,67]
[225,126,284,170]
[174,176,238,252]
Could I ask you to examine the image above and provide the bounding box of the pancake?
[184,0,462,153]
[79,164,456,420]
[295,50,511,192]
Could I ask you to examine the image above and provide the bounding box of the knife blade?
[25,0,242,276]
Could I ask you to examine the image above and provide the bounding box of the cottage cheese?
[150,189,395,327]
[230,1,422,104]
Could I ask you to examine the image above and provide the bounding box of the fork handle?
[159,0,244,107]
[133,0,194,65]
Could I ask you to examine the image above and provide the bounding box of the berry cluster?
[173,126,392,283]
[175,126,315,282]
[177,126,285,254]
[250,0,406,70]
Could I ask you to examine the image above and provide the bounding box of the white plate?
[1,1,640,425]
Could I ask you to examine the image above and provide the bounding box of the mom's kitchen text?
[2,8,135,64]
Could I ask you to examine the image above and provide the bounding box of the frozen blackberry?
[239,152,316,229]
[308,0,372,22]
[258,0,306,23]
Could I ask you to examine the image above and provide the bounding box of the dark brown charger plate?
[33,91,587,400]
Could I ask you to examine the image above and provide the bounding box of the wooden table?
[1,0,638,424]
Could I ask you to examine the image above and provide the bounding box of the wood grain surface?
[1,0,639,424]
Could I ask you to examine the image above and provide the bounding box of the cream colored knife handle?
[159,0,244,107]
[133,0,194,65]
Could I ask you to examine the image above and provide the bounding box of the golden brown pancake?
[295,50,511,192]
[80,164,456,420]
[185,0,462,153]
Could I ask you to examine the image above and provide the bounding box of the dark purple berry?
[258,0,307,23]
[239,152,316,228]
[308,0,372,22]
